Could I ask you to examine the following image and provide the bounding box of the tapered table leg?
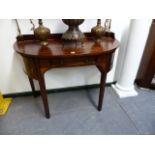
[98,72,107,111]
[38,75,50,119]
[28,76,38,97]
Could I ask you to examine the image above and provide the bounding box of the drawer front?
[39,54,114,74]
[40,56,97,69]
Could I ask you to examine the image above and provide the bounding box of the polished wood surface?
[15,33,119,58]
[14,33,119,118]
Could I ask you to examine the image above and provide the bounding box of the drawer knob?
[70,51,76,54]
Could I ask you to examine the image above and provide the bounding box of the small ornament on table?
[104,19,115,39]
[61,19,85,48]
[62,19,85,42]
[104,19,112,32]
[30,19,51,46]
[91,19,105,42]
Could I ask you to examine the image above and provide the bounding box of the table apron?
[22,53,114,79]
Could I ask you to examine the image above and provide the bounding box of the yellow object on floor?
[0,92,12,116]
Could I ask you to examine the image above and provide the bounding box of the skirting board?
[4,82,116,98]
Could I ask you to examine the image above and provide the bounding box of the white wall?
[0,19,130,94]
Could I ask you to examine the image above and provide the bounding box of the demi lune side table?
[14,33,119,119]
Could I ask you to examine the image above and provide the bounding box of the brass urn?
[62,19,85,42]
[91,19,105,42]
[31,19,51,46]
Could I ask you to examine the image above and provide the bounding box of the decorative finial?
[97,19,101,25]
[38,19,43,26]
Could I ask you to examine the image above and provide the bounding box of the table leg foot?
[45,112,50,119]
[98,106,102,111]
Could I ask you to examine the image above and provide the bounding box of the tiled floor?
[0,87,155,135]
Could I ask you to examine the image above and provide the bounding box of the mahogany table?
[14,33,119,119]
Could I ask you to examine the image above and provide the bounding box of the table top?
[14,33,119,59]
